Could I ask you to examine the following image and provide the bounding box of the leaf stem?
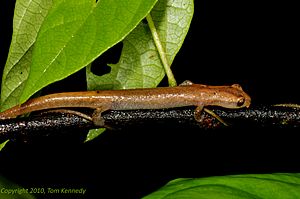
[146,14,177,86]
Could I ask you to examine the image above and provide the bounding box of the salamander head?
[225,84,251,108]
[187,83,251,109]
[203,84,251,109]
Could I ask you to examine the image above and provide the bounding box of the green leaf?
[0,0,53,111]
[87,23,165,90]
[151,0,194,65]
[86,0,194,90]
[18,0,158,103]
[85,128,106,142]
[143,173,300,199]
[0,175,36,199]
[0,140,9,151]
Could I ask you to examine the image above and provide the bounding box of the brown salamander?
[0,81,251,126]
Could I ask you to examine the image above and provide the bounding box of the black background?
[0,0,299,198]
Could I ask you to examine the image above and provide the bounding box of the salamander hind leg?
[42,109,93,121]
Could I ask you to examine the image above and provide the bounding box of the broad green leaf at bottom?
[143,173,300,199]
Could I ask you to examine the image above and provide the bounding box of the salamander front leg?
[92,108,106,127]
[194,106,205,123]
[195,107,229,126]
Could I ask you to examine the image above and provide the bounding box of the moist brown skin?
[0,81,251,120]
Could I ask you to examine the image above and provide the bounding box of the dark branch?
[0,105,299,142]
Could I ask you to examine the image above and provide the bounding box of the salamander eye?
[237,97,245,107]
